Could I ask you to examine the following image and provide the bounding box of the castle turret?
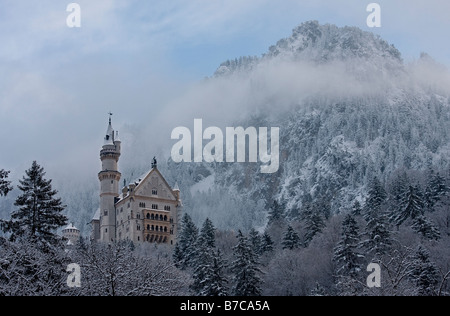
[98,114,121,242]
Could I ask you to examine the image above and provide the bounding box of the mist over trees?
[1,22,450,296]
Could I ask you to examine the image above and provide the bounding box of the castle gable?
[135,169,177,201]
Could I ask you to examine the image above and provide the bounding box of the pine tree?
[361,178,392,257]
[200,218,216,249]
[351,200,362,217]
[392,184,425,227]
[199,250,229,296]
[282,225,301,250]
[425,171,449,212]
[268,200,285,224]
[302,203,326,247]
[410,246,439,296]
[260,232,274,253]
[0,169,12,197]
[411,215,441,241]
[191,235,213,295]
[333,215,363,277]
[248,228,262,255]
[231,231,263,296]
[2,161,67,244]
[173,213,198,270]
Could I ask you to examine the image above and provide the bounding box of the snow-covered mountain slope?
[168,21,450,229]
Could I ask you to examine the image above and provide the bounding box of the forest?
[1,161,449,296]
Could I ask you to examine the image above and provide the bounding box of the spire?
[104,113,115,145]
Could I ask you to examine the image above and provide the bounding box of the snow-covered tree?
[282,225,301,250]
[351,200,362,217]
[425,171,449,212]
[0,169,12,197]
[173,213,198,269]
[191,218,218,295]
[361,178,392,257]
[411,215,441,241]
[231,231,263,296]
[260,232,274,254]
[2,161,67,245]
[302,203,326,247]
[410,246,439,296]
[268,200,285,224]
[392,184,425,227]
[334,215,363,277]
[74,241,189,296]
[0,237,70,296]
[249,228,262,255]
[198,249,228,296]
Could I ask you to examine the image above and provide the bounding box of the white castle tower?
[98,113,121,242]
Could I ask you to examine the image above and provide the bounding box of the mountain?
[170,21,450,229]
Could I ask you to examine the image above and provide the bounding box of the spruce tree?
[361,178,392,257]
[231,231,263,296]
[260,232,274,253]
[392,184,425,227]
[248,228,262,255]
[200,218,216,249]
[410,246,439,296]
[199,249,229,296]
[351,200,362,217]
[0,169,12,197]
[425,171,449,212]
[411,215,441,241]
[302,203,326,247]
[268,200,285,224]
[333,215,363,277]
[173,213,198,269]
[2,161,67,244]
[282,225,300,250]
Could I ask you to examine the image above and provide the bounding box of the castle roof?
[63,223,79,232]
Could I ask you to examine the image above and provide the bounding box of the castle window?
[152,204,158,210]
[151,214,155,220]
[137,225,141,231]
[152,189,157,195]
[151,225,154,231]
[155,226,159,232]
[164,227,167,233]
[160,226,163,232]
[105,228,108,233]
[137,213,140,219]
[159,215,163,221]
[147,224,150,230]
[104,210,108,216]
[170,218,173,224]
[164,205,171,211]
[146,213,150,219]
[164,215,168,221]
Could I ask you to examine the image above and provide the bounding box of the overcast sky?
[0,0,449,180]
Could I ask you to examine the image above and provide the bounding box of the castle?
[91,115,181,244]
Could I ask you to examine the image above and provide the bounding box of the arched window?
[151,214,155,220]
[147,225,150,230]
[164,227,168,233]
[152,189,157,195]
[146,213,150,219]
[151,225,154,231]
[159,215,163,221]
[164,215,168,221]
[160,226,163,232]
[155,226,159,232]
